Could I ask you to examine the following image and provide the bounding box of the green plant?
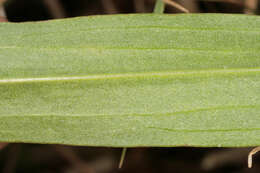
[0,0,260,168]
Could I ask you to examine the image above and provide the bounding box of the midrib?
[0,68,259,84]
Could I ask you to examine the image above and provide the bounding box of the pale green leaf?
[0,14,260,147]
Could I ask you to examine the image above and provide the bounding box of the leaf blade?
[0,14,260,147]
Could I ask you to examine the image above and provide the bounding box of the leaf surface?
[0,14,260,147]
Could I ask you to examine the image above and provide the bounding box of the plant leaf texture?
[0,14,260,147]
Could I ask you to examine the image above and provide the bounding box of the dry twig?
[248,146,260,168]
[163,0,189,13]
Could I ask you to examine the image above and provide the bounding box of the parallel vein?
[0,68,259,84]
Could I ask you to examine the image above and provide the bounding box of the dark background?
[1,0,260,173]
[3,0,260,22]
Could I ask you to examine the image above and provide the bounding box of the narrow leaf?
[0,14,260,147]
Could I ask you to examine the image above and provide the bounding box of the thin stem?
[153,0,165,14]
[119,148,127,169]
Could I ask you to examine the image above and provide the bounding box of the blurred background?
[1,0,260,22]
[0,0,260,173]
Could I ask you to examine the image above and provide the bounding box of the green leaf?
[0,14,260,147]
